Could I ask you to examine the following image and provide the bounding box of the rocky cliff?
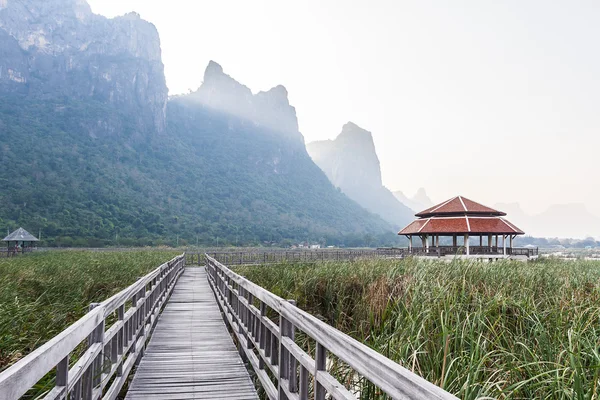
[307,123,414,228]
[0,0,397,246]
[165,63,395,244]
[188,61,302,142]
[0,0,167,134]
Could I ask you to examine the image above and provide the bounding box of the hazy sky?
[88,0,600,216]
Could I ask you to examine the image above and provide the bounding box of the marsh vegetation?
[0,250,177,375]
[238,257,600,399]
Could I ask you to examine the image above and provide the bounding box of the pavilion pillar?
[464,234,470,255]
[425,235,429,253]
[495,235,498,247]
[479,236,482,246]
[503,235,507,256]
[488,234,492,248]
[510,235,513,249]
[408,236,413,252]
[452,235,457,247]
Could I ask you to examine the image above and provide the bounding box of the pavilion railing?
[407,246,539,257]
[510,247,539,257]
[206,254,457,400]
[0,254,185,400]
[186,248,406,266]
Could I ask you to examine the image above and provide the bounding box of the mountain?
[306,123,414,228]
[495,202,600,239]
[0,0,167,134]
[393,188,433,213]
[0,0,395,247]
[164,63,395,246]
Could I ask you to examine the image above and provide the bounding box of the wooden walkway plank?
[125,267,259,400]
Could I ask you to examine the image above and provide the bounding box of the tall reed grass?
[0,250,177,373]
[238,257,600,399]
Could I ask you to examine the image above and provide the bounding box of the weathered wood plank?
[125,267,258,400]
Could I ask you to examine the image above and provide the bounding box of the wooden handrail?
[0,254,186,400]
[205,254,458,400]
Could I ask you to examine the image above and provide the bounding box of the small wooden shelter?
[3,227,39,256]
[399,196,526,256]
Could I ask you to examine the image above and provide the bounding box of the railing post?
[259,302,267,369]
[247,293,254,350]
[56,355,69,393]
[300,363,309,400]
[315,343,327,400]
[116,304,125,376]
[237,286,248,362]
[279,299,297,398]
[130,292,137,348]
[84,302,103,397]
[288,300,298,393]
[137,285,147,364]
[278,311,289,399]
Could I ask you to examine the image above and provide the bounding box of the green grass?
[237,257,600,399]
[0,250,178,373]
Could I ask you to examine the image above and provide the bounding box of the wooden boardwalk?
[125,267,259,400]
[0,254,457,400]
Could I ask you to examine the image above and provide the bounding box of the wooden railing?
[0,254,185,400]
[408,246,539,257]
[187,246,539,266]
[205,254,457,400]
[1,247,35,257]
[187,248,406,266]
[510,247,539,257]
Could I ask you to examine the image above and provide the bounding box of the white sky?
[88,0,600,216]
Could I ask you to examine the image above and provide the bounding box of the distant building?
[3,227,39,256]
[398,196,536,258]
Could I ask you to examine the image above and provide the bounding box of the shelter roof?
[415,196,506,218]
[3,227,39,242]
[398,216,524,235]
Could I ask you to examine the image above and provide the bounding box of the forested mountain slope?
[0,0,397,247]
[307,122,414,229]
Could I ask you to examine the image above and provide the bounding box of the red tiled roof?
[415,196,506,217]
[398,216,524,235]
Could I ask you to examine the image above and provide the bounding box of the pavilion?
[398,196,533,257]
[3,227,39,256]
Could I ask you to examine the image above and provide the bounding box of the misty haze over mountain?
[495,203,600,240]
[88,1,600,222]
[0,0,397,247]
[307,122,413,229]
[393,189,433,214]
[1,0,598,244]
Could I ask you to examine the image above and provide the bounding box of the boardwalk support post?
[315,343,327,400]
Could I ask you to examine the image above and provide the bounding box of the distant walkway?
[125,267,258,400]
